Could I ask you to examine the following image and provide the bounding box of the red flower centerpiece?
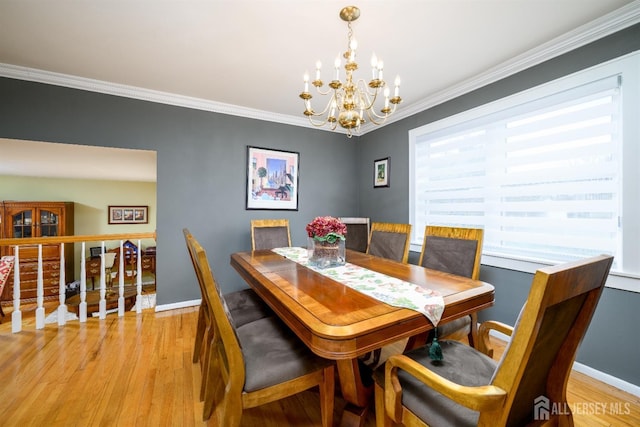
[306,216,347,268]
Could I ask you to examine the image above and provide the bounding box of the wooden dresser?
[0,201,75,303]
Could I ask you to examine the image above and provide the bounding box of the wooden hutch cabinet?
[0,201,75,302]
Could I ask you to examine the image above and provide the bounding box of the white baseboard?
[571,361,640,397]
[489,329,640,398]
[155,298,200,312]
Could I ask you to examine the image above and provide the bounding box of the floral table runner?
[272,247,444,327]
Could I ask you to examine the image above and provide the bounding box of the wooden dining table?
[230,248,495,427]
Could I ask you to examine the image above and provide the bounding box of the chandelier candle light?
[306,216,347,268]
[299,5,402,138]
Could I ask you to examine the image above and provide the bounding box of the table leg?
[405,331,429,352]
[336,358,374,427]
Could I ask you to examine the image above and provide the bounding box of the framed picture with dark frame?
[246,146,299,210]
[90,247,103,258]
[374,157,390,188]
[108,205,149,224]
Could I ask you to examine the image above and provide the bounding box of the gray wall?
[360,24,640,386]
[1,23,638,387]
[0,79,359,305]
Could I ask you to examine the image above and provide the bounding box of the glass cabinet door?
[39,209,60,237]
[11,210,33,238]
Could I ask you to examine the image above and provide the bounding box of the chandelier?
[299,6,402,138]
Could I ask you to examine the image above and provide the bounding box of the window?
[410,52,640,292]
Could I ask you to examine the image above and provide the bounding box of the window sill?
[482,253,639,294]
[408,243,638,293]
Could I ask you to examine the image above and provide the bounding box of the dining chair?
[184,229,335,425]
[250,218,292,250]
[183,229,272,366]
[416,225,484,348]
[339,217,370,253]
[108,245,137,286]
[374,254,613,427]
[362,222,412,365]
[366,222,412,263]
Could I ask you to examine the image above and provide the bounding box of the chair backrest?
[485,254,613,426]
[339,217,370,253]
[366,222,412,263]
[184,229,246,410]
[250,219,292,250]
[418,226,484,280]
[183,229,207,306]
[108,245,136,284]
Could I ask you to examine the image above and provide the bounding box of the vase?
[307,237,346,269]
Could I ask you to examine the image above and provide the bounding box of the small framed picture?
[90,247,103,258]
[374,157,390,188]
[108,205,149,224]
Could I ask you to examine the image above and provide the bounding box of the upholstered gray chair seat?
[374,340,497,427]
[225,288,274,327]
[237,316,334,392]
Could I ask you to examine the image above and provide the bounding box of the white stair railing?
[57,243,68,326]
[117,240,125,317]
[1,232,156,333]
[136,239,143,314]
[79,242,88,322]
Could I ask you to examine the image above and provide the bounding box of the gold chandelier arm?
[306,114,339,130]
[353,79,381,111]
[306,92,338,117]
[314,85,335,96]
[298,5,401,137]
[364,107,391,125]
[304,92,340,129]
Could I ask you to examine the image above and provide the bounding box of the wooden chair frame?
[108,246,137,286]
[367,222,412,264]
[376,254,614,427]
[418,225,484,280]
[339,217,370,253]
[250,218,292,250]
[183,229,212,402]
[363,222,412,365]
[417,225,484,347]
[184,228,334,425]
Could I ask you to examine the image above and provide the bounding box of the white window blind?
[412,75,621,267]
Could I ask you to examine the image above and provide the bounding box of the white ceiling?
[0,138,157,182]
[0,0,638,180]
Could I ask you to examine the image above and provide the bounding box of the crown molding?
[1,2,639,137]
[0,62,314,129]
[360,1,640,134]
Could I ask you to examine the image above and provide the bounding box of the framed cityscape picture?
[246,146,299,210]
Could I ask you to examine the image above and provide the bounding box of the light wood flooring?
[0,301,638,426]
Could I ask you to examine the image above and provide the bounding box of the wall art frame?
[108,205,149,224]
[246,146,300,210]
[374,157,390,188]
